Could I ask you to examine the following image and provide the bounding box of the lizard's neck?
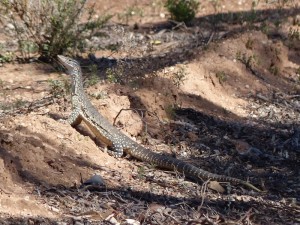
[70,68,84,95]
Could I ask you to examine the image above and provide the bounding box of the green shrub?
[0,0,112,61]
[0,52,14,63]
[165,0,199,23]
[48,78,71,98]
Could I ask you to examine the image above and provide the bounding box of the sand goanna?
[57,55,262,192]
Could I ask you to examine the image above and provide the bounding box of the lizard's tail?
[126,144,262,192]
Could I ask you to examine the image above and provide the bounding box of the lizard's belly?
[82,117,113,146]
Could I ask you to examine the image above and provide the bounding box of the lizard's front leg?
[67,107,83,126]
[59,107,82,126]
[67,95,83,126]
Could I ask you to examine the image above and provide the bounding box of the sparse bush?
[0,52,14,63]
[165,0,199,23]
[288,27,300,41]
[172,65,187,87]
[236,51,257,69]
[85,64,100,87]
[0,0,112,61]
[245,38,254,49]
[269,64,279,75]
[48,78,70,98]
[165,104,177,119]
[14,98,27,108]
[106,66,123,83]
[137,166,146,180]
[216,71,227,84]
[91,91,108,100]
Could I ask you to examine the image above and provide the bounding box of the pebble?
[56,133,64,139]
[106,215,120,225]
[6,23,14,30]
[91,36,100,43]
[125,219,140,225]
[82,174,106,187]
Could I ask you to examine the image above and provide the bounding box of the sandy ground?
[0,0,299,224]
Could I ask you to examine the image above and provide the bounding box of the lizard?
[57,55,262,192]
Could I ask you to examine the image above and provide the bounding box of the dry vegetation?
[0,0,299,224]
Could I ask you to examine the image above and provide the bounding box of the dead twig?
[197,179,210,211]
[206,32,215,45]
[236,208,253,224]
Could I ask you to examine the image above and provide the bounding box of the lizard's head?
[57,55,80,73]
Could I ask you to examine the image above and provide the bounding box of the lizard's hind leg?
[107,143,124,158]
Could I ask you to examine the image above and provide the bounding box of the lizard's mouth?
[57,55,66,65]
[57,55,72,72]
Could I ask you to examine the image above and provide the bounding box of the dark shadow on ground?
[0,183,297,224]
[172,107,299,196]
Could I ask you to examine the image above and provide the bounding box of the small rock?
[56,133,64,139]
[125,219,140,225]
[181,151,188,157]
[57,223,67,225]
[91,36,100,43]
[208,181,225,193]
[159,13,165,18]
[50,206,60,213]
[105,215,120,225]
[233,139,251,154]
[81,174,106,187]
[6,23,14,30]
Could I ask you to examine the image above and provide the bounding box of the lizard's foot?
[107,149,123,158]
[107,144,124,158]
[100,147,123,157]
